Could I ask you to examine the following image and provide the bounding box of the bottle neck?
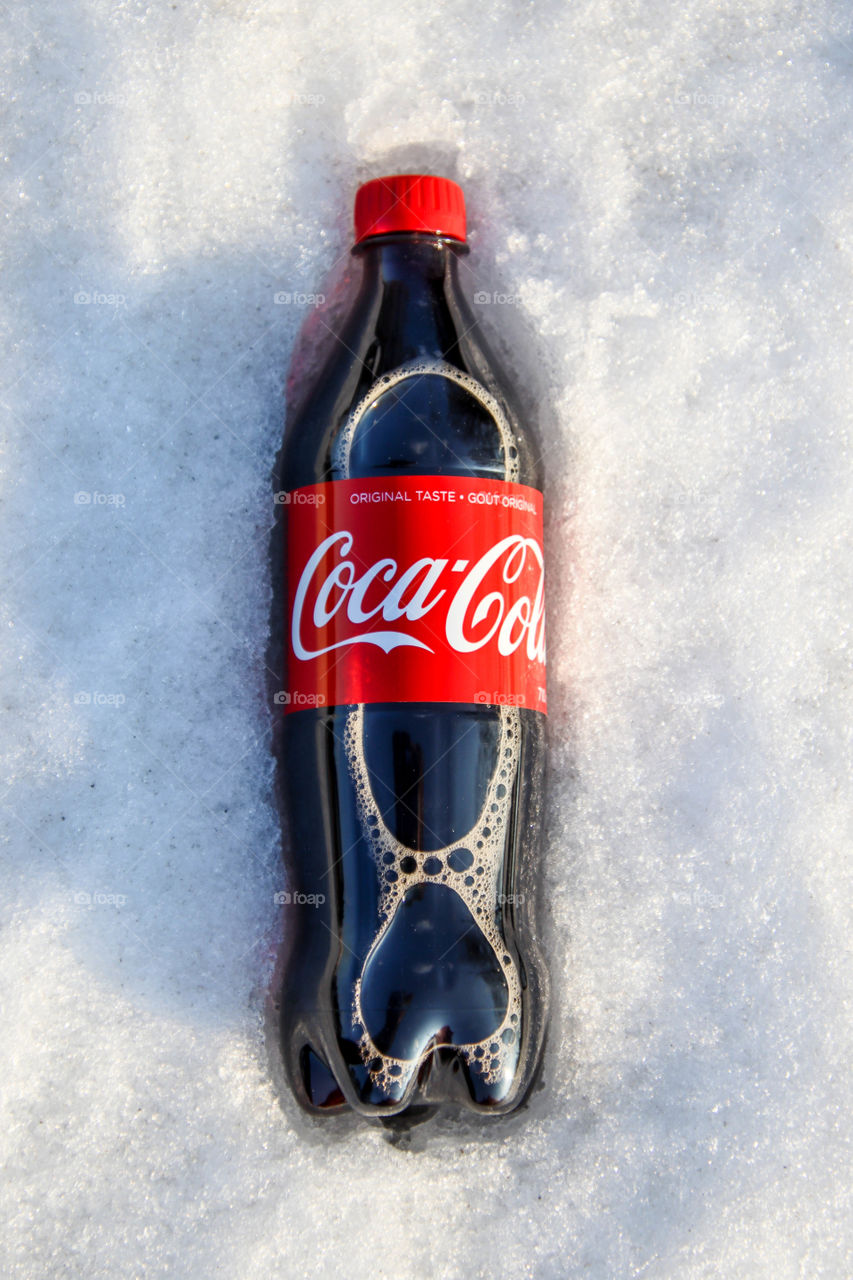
[355,232,466,277]
[352,235,470,366]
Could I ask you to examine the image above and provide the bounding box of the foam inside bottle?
[335,357,525,1098]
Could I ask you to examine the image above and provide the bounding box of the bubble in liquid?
[422,856,443,876]
[448,847,474,872]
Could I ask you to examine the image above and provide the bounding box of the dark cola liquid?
[270,232,548,1119]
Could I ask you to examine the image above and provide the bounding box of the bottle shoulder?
[278,292,543,491]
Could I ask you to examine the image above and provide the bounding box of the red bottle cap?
[353,174,466,244]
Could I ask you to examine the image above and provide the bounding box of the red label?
[283,476,546,714]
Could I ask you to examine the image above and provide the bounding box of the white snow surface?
[2,1,852,1277]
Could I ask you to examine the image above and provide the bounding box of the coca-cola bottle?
[270,174,548,1120]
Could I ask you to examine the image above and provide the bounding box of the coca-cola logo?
[284,476,547,714]
[291,530,546,663]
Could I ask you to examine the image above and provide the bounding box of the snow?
[2,1,852,1276]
